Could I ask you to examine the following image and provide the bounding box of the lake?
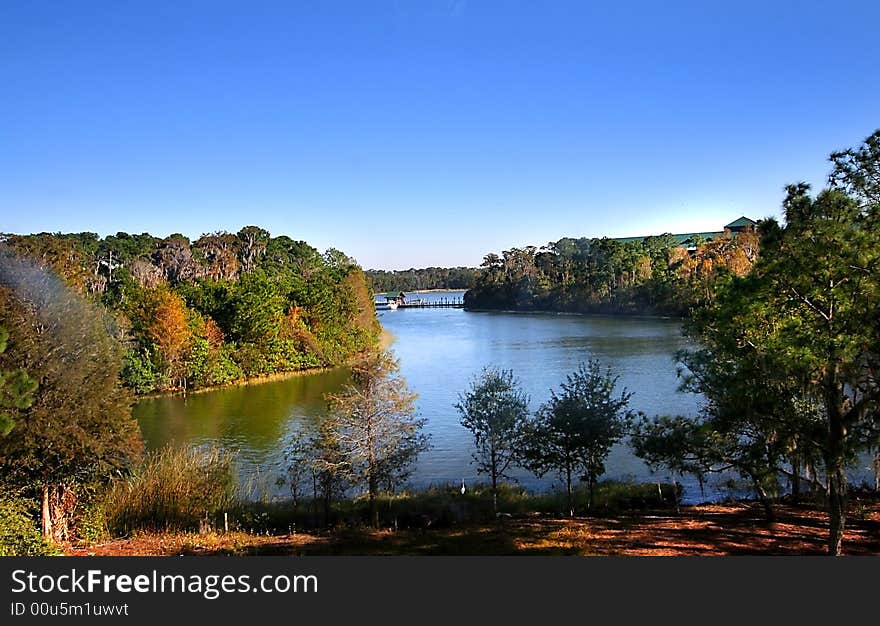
[134,291,725,502]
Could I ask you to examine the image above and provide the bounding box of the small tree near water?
[456,368,530,515]
[523,360,632,515]
[322,351,429,527]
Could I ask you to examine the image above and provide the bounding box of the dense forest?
[0,227,379,394]
[367,266,478,293]
[465,229,759,315]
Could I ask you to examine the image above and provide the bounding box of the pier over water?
[375,291,465,310]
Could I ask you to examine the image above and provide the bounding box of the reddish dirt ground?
[65,498,880,556]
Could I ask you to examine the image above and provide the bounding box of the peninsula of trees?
[0,227,379,394]
[465,226,759,315]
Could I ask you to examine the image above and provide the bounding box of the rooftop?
[610,217,756,249]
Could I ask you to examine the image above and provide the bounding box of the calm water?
[134,291,715,501]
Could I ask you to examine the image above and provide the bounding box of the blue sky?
[2,1,878,269]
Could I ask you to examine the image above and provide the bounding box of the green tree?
[323,352,429,527]
[524,360,633,515]
[829,129,880,209]
[688,177,880,554]
[0,254,143,542]
[631,349,825,521]
[456,368,530,515]
[0,326,38,436]
[237,226,270,274]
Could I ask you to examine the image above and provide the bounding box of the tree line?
[465,225,759,316]
[367,266,478,293]
[0,226,379,394]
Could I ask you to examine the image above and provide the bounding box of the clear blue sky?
[2,1,878,269]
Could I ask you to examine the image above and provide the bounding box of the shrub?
[122,348,160,394]
[73,489,110,544]
[0,497,58,556]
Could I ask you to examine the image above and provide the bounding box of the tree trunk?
[874,449,879,493]
[322,478,332,528]
[311,473,318,525]
[827,455,847,556]
[41,483,52,541]
[751,476,775,522]
[40,483,75,543]
[368,473,378,528]
[49,485,74,542]
[587,475,595,511]
[323,493,331,527]
[790,451,801,503]
[491,470,498,516]
[826,403,847,556]
[565,465,573,517]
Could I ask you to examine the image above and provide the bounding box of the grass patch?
[103,446,234,535]
[221,479,681,535]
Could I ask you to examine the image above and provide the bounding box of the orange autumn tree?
[143,288,192,388]
[690,229,760,303]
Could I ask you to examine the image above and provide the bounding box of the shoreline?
[139,329,398,400]
[135,326,397,402]
[137,364,347,400]
[463,306,684,322]
[378,326,396,350]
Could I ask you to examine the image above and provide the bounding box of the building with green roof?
[611,216,756,251]
[384,291,407,305]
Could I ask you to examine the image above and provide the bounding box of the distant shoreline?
[375,288,468,295]
[463,306,683,321]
